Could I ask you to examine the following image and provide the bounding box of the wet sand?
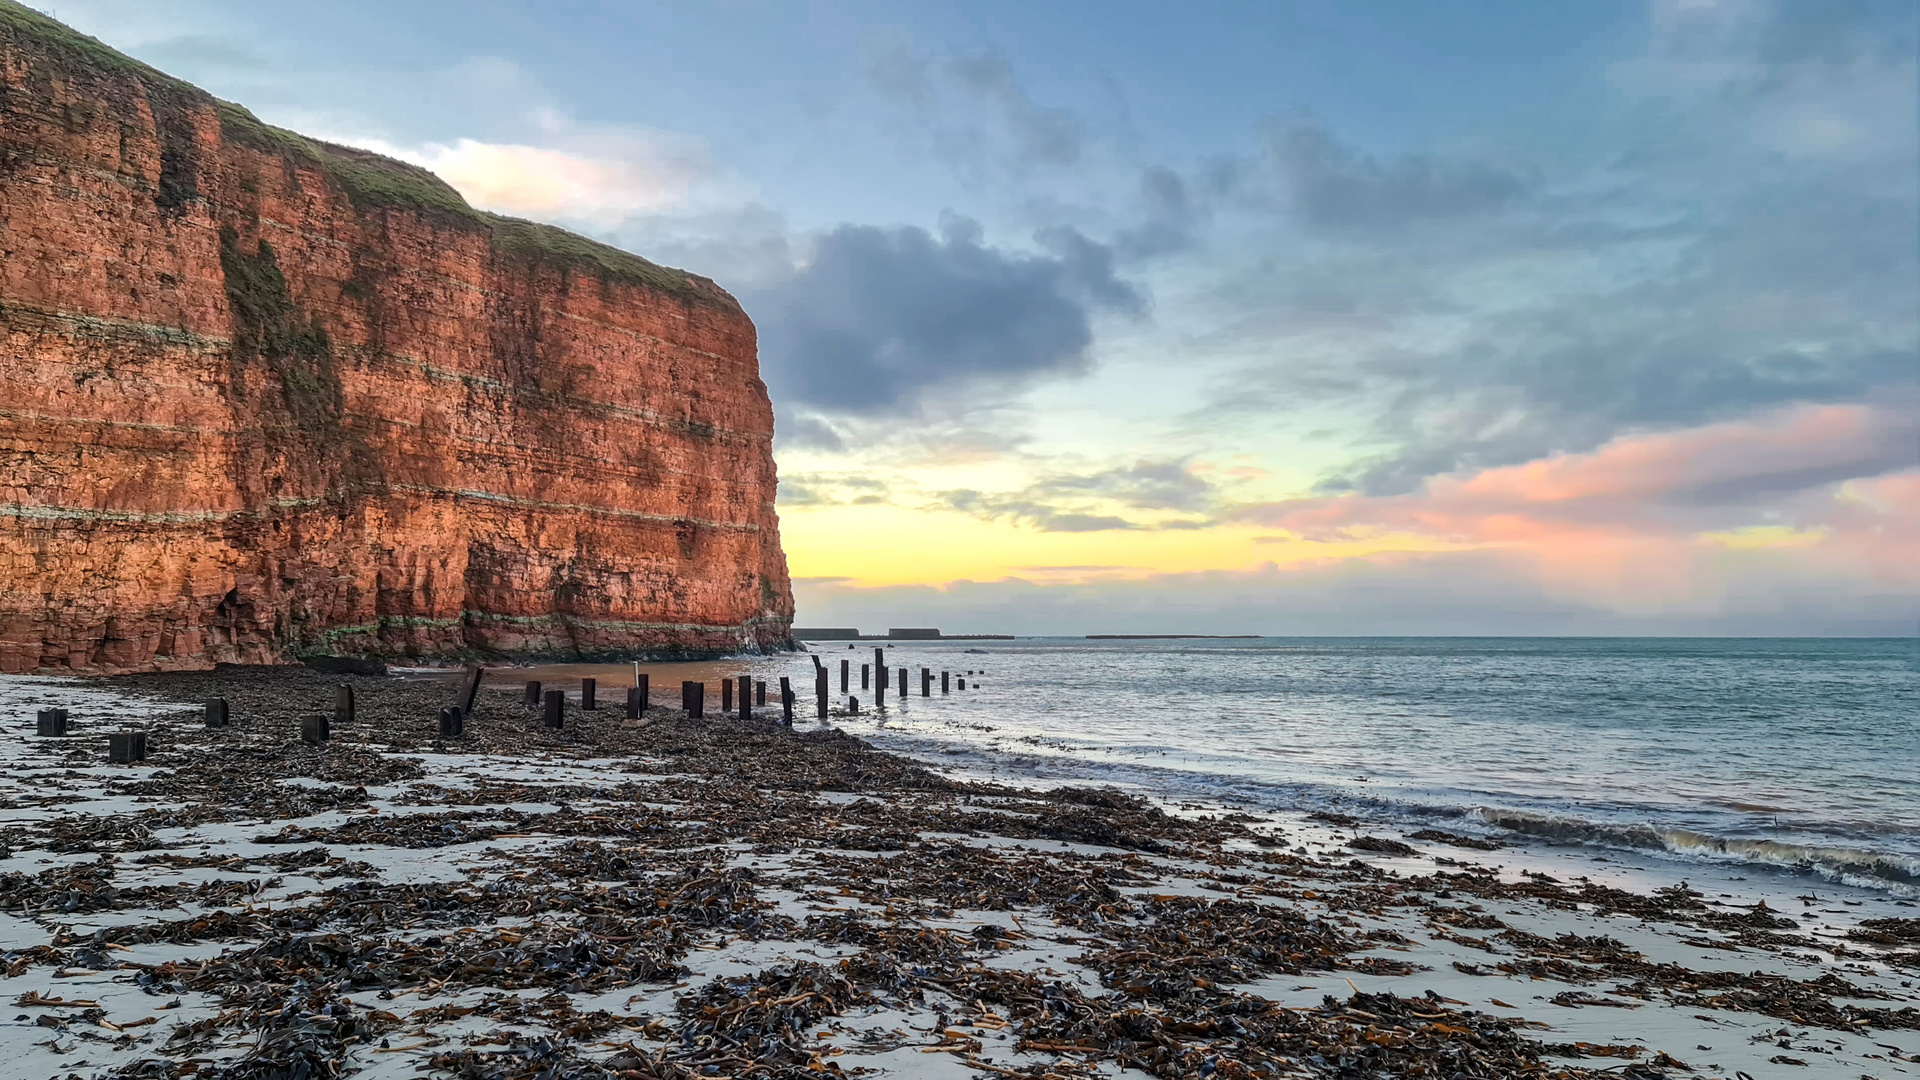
[0,664,1913,1079]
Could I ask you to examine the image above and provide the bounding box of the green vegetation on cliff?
[0,0,729,306]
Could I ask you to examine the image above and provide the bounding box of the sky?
[42,0,1918,635]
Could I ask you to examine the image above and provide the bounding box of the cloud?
[1267,118,1535,236]
[751,216,1143,420]
[348,111,720,229]
[1032,459,1215,513]
[934,459,1218,533]
[792,543,1918,637]
[1236,403,1920,599]
[864,38,1085,173]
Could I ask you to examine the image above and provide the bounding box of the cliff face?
[0,5,794,673]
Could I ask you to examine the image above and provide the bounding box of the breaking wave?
[1468,806,1920,891]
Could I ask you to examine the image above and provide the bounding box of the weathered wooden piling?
[525,680,542,707]
[335,684,355,726]
[958,677,966,690]
[438,706,464,737]
[626,682,646,720]
[636,674,650,715]
[107,731,146,763]
[840,659,850,693]
[581,677,597,711]
[780,677,793,724]
[543,689,565,729]
[458,666,482,718]
[861,663,870,690]
[815,667,828,719]
[756,681,766,706]
[36,708,68,737]
[301,714,330,745]
[722,677,733,713]
[897,667,907,699]
[942,670,950,694]
[873,647,885,683]
[205,698,229,728]
[738,675,751,721]
[921,667,931,696]
[683,681,705,719]
[849,696,860,714]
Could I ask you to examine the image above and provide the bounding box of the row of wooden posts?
[31,654,984,762]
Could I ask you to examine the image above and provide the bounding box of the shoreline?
[0,666,1914,1079]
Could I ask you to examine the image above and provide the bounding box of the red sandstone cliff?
[0,5,794,672]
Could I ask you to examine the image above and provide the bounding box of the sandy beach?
[0,665,1914,1080]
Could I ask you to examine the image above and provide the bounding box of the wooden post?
[816,667,828,719]
[301,714,330,745]
[438,706,464,737]
[458,665,482,718]
[780,676,793,724]
[849,696,860,714]
[921,667,931,696]
[336,684,355,726]
[942,670,950,694]
[873,647,885,683]
[581,677,597,711]
[543,689,565,728]
[958,677,966,690]
[108,731,146,763]
[635,674,649,715]
[525,680,542,706]
[840,658,849,692]
[36,708,68,737]
[756,680,766,706]
[722,677,733,714]
[898,667,907,699]
[875,659,886,706]
[205,698,229,728]
[626,685,643,719]
[861,663,870,690]
[738,675,751,721]
[685,681,705,719]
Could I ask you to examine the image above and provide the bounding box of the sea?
[616,636,1920,897]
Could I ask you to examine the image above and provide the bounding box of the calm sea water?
[729,637,1919,893]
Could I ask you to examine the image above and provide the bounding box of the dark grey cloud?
[1115,166,1202,258]
[752,216,1142,419]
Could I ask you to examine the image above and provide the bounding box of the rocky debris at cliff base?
[0,671,1912,1079]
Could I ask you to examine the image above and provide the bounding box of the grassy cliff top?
[0,0,731,308]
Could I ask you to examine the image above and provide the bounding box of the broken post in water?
[861,663,870,690]
[840,658,849,692]
[581,677,597,711]
[543,689,565,729]
[335,684,355,726]
[780,676,793,724]
[738,675,751,721]
[897,667,907,699]
[942,670,950,694]
[815,668,828,720]
[958,677,966,690]
[36,708,68,737]
[205,698,229,728]
[525,680,542,706]
[849,696,860,714]
[921,667,931,696]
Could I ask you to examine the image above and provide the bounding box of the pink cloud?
[1239,403,1919,602]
